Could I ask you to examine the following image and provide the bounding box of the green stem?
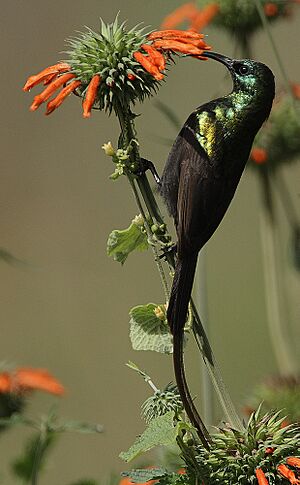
[258,172,297,375]
[254,0,296,106]
[31,430,46,485]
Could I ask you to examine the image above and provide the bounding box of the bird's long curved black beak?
[204,51,233,69]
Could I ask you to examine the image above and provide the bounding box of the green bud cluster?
[194,408,300,484]
[65,16,160,113]
[252,96,300,171]
[248,375,300,425]
[197,0,292,35]
[142,383,184,424]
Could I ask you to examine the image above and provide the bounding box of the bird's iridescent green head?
[205,51,275,114]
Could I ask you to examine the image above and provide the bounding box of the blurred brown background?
[0,1,299,483]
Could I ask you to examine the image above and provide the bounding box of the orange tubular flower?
[287,457,300,469]
[251,147,268,164]
[255,468,269,485]
[161,2,199,29]
[277,464,300,484]
[148,29,205,41]
[0,372,11,393]
[46,80,81,115]
[133,52,164,80]
[13,368,65,395]
[23,62,71,91]
[292,83,300,99]
[190,4,220,32]
[153,39,207,56]
[30,72,76,111]
[141,44,166,71]
[264,3,279,16]
[82,74,101,118]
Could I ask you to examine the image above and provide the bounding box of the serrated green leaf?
[129,304,173,354]
[119,412,178,462]
[121,467,169,483]
[107,220,148,264]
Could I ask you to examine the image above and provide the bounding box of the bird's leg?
[159,243,177,262]
[137,157,161,185]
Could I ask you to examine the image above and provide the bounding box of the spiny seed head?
[141,383,183,424]
[65,16,160,113]
[194,408,300,484]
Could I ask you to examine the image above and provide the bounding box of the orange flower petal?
[153,39,208,56]
[43,72,58,85]
[141,44,166,71]
[264,2,279,16]
[30,73,76,111]
[161,3,199,29]
[133,52,164,80]
[148,29,204,41]
[0,372,11,393]
[255,468,269,485]
[250,147,268,164]
[23,62,71,91]
[82,74,101,118]
[286,457,300,469]
[46,80,81,115]
[13,368,65,395]
[277,464,300,484]
[189,3,219,31]
[292,83,300,99]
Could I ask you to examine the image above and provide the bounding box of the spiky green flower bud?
[142,383,183,424]
[66,17,160,113]
[194,408,300,484]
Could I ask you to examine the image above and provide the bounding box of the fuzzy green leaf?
[119,412,179,462]
[107,219,148,264]
[121,468,169,483]
[129,304,173,354]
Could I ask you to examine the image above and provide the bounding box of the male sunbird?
[158,52,275,444]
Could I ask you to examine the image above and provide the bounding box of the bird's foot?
[137,157,161,185]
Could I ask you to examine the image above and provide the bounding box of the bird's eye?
[237,64,249,75]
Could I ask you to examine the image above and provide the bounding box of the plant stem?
[258,171,297,375]
[31,429,46,485]
[254,0,296,107]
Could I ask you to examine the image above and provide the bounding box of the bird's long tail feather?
[168,254,210,448]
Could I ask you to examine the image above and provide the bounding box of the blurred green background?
[0,1,299,483]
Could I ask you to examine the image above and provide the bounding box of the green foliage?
[0,394,25,431]
[11,432,56,482]
[142,383,183,424]
[252,97,300,171]
[197,0,292,35]
[120,412,186,462]
[129,304,173,354]
[248,375,300,424]
[121,467,169,483]
[107,216,149,264]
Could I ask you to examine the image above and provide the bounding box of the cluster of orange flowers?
[0,367,64,396]
[162,2,219,31]
[161,1,300,32]
[256,457,300,484]
[23,29,210,117]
